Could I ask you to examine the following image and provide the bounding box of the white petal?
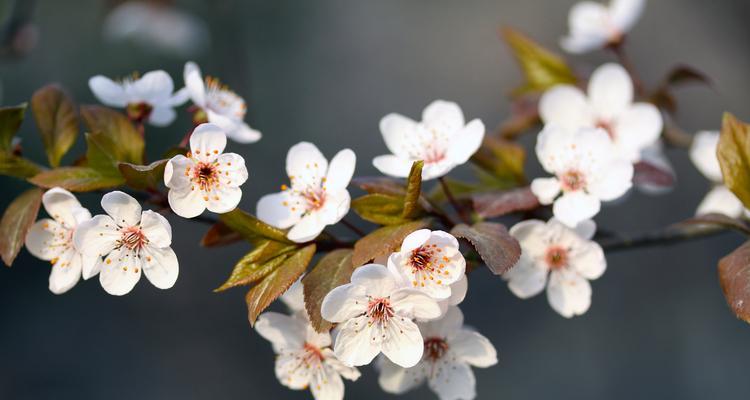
[167,186,207,219]
[257,191,303,229]
[419,305,464,339]
[390,288,442,321]
[73,215,119,258]
[275,351,313,389]
[286,142,328,184]
[553,191,601,227]
[609,0,646,32]
[570,241,606,280]
[25,219,64,261]
[560,33,608,54]
[48,249,83,295]
[71,207,92,226]
[377,357,426,395]
[380,113,418,158]
[184,61,206,106]
[132,70,174,103]
[189,123,227,163]
[451,330,498,368]
[561,1,610,54]
[310,365,345,400]
[81,254,102,280]
[508,219,548,259]
[504,255,548,299]
[547,269,592,318]
[216,152,249,187]
[446,119,485,165]
[88,75,128,107]
[421,160,456,181]
[101,191,142,227]
[167,87,191,106]
[372,154,414,178]
[318,189,351,226]
[324,349,361,381]
[588,63,633,120]
[325,149,356,191]
[206,185,242,214]
[142,245,179,289]
[447,274,468,306]
[164,155,194,190]
[689,130,722,182]
[571,219,597,240]
[428,360,476,400]
[535,124,577,174]
[148,106,177,127]
[42,187,82,228]
[380,317,425,368]
[226,121,262,144]
[612,103,663,162]
[333,316,382,366]
[320,283,368,323]
[139,210,172,248]
[587,159,634,201]
[255,311,306,351]
[421,100,465,134]
[280,278,306,313]
[351,263,398,293]
[539,85,592,131]
[99,247,143,296]
[400,229,432,253]
[696,186,745,218]
[287,212,326,243]
[530,177,561,205]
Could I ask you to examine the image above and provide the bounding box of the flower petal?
[422,100,465,134]
[189,123,227,163]
[530,177,561,205]
[504,255,548,299]
[287,212,326,243]
[325,350,361,381]
[450,330,498,368]
[539,85,592,131]
[148,106,177,127]
[286,142,328,184]
[588,63,633,120]
[226,120,262,144]
[380,113,417,158]
[390,288,442,321]
[216,153,249,187]
[141,246,178,290]
[373,154,413,178]
[257,191,303,229]
[25,219,64,261]
[553,191,601,227]
[48,249,83,295]
[88,75,128,107]
[333,316,382,366]
[560,33,608,54]
[380,316,425,368]
[570,241,606,280]
[418,305,464,339]
[561,1,610,54]
[350,263,398,296]
[609,0,646,32]
[275,351,313,389]
[696,185,746,218]
[81,254,102,280]
[184,61,206,106]
[73,215,119,258]
[42,187,83,228]
[310,364,345,400]
[400,229,432,253]
[689,130,722,182]
[255,311,306,352]
[167,185,207,219]
[326,149,356,191]
[132,70,174,103]
[99,247,142,296]
[446,119,485,164]
[377,357,426,395]
[587,159,633,201]
[612,103,663,162]
[447,274,468,306]
[428,360,476,400]
[164,155,194,190]
[206,185,242,214]
[139,210,172,248]
[547,269,592,318]
[101,191,142,227]
[320,283,368,323]
[571,218,597,240]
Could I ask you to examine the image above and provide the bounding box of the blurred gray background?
[1,0,749,399]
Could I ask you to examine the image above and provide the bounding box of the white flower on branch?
[257,142,356,243]
[164,123,248,218]
[183,61,261,143]
[255,312,360,400]
[377,306,497,400]
[25,188,96,294]
[689,130,748,218]
[503,219,606,318]
[539,63,663,163]
[321,264,442,368]
[387,229,467,300]
[531,125,633,227]
[89,70,188,126]
[561,0,646,54]
[74,191,178,296]
[373,100,485,181]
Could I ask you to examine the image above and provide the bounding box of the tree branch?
[598,224,727,252]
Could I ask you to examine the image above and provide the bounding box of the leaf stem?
[340,218,366,238]
[438,177,470,224]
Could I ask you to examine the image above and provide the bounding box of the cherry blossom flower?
[531,125,633,227]
[561,0,646,54]
[257,142,356,243]
[503,219,606,318]
[377,306,497,400]
[89,70,188,126]
[24,188,96,294]
[183,61,261,143]
[164,123,248,218]
[689,130,747,217]
[281,277,306,314]
[321,264,442,368]
[74,191,178,296]
[373,100,485,180]
[387,229,466,300]
[539,63,663,163]
[255,311,360,400]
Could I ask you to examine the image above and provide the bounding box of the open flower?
[183,61,261,143]
[89,70,188,126]
[539,63,663,163]
[257,142,355,243]
[255,311,360,400]
[387,229,466,300]
[24,188,96,294]
[531,125,633,227]
[321,264,442,368]
[689,130,747,217]
[561,0,646,54]
[503,219,606,318]
[74,191,178,296]
[164,123,248,218]
[373,100,485,180]
[378,306,497,400]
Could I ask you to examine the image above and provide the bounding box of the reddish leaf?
[451,222,520,275]
[0,188,43,266]
[31,84,79,167]
[718,240,750,324]
[352,219,430,267]
[352,176,406,196]
[472,187,540,218]
[201,222,243,247]
[633,161,675,189]
[303,249,355,332]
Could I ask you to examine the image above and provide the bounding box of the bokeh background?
[1,0,749,399]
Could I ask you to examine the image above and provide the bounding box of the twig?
[598,225,726,252]
[438,177,470,224]
[608,41,646,98]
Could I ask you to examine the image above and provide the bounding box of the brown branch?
[598,225,727,252]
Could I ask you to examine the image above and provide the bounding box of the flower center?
[424,337,449,362]
[126,102,153,123]
[192,162,219,192]
[595,119,616,140]
[302,189,326,211]
[407,244,449,288]
[560,169,586,192]
[118,226,148,251]
[302,342,325,363]
[205,76,246,119]
[366,297,394,324]
[545,246,568,269]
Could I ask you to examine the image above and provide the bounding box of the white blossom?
[503,219,606,318]
[539,63,663,163]
[373,100,485,181]
[255,311,360,400]
[689,130,747,217]
[74,191,178,296]
[321,264,442,368]
[164,123,248,218]
[387,229,466,300]
[183,61,261,143]
[531,125,633,227]
[257,142,355,243]
[561,0,646,54]
[377,306,497,400]
[89,70,188,126]
[24,188,96,294]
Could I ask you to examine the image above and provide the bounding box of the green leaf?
[246,244,316,325]
[219,208,293,244]
[451,222,521,275]
[31,84,79,167]
[118,160,167,190]
[402,160,423,219]
[718,240,750,324]
[352,193,408,225]
[0,188,43,266]
[215,240,299,292]
[80,105,143,164]
[471,136,526,186]
[0,103,27,152]
[200,222,243,247]
[28,167,124,192]
[352,219,430,267]
[676,213,750,236]
[717,113,750,209]
[303,249,355,332]
[502,27,577,96]
[0,153,44,179]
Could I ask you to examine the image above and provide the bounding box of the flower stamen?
[545,246,569,270]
